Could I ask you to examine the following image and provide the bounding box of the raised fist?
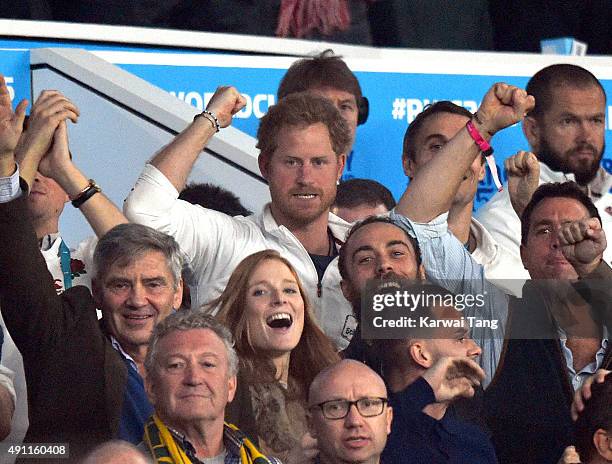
[506,150,540,217]
[559,217,606,276]
[204,86,247,128]
[475,83,535,136]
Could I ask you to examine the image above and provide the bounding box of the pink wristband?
[466,120,503,192]
[465,120,493,156]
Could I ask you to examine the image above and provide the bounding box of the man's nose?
[550,231,561,250]
[183,363,204,385]
[377,257,393,276]
[344,403,366,427]
[126,284,148,307]
[467,339,482,358]
[297,163,314,184]
[576,119,597,144]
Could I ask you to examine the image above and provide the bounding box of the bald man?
[81,440,150,464]
[307,360,392,464]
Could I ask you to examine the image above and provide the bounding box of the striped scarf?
[143,415,272,464]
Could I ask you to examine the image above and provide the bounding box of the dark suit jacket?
[0,196,127,463]
[485,262,612,464]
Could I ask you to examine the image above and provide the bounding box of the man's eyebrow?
[558,111,605,118]
[106,277,130,285]
[531,219,554,228]
[316,397,347,403]
[423,133,449,144]
[387,240,411,249]
[142,277,168,283]
[198,352,221,359]
[165,351,221,359]
[454,327,469,338]
[352,245,374,259]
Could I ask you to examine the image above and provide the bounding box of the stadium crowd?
[0,53,610,464]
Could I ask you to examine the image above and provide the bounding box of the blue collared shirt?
[389,210,509,388]
[559,326,609,390]
[110,336,153,444]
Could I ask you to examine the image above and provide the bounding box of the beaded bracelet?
[194,110,220,132]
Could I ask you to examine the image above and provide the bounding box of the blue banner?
[1,36,611,209]
[0,49,31,112]
[117,59,612,207]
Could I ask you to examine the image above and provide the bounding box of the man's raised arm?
[395,83,535,222]
[149,86,246,191]
[0,74,27,178]
[14,91,126,237]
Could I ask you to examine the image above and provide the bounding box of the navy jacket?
[383,377,497,464]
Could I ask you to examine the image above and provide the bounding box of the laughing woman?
[207,249,339,463]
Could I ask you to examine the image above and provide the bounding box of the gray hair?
[93,223,183,287]
[144,309,239,377]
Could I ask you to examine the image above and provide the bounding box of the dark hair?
[278,50,363,103]
[93,223,183,286]
[373,283,461,376]
[334,178,396,211]
[403,101,474,164]
[575,374,612,463]
[179,182,252,217]
[257,92,351,159]
[338,215,422,281]
[520,182,601,246]
[526,64,606,120]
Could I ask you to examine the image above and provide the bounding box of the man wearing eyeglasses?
[307,359,392,464]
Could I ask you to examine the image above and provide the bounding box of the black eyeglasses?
[312,397,388,420]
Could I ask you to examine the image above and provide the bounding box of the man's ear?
[417,264,426,281]
[402,154,415,178]
[306,410,317,438]
[227,374,237,403]
[409,341,433,369]
[593,428,612,460]
[520,244,529,271]
[385,406,393,435]
[336,153,347,181]
[92,278,103,307]
[258,153,270,180]
[172,277,184,310]
[522,116,540,152]
[340,279,354,303]
[144,372,156,406]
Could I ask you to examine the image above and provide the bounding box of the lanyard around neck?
[59,240,72,290]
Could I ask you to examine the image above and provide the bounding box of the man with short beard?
[125,81,533,352]
[478,63,612,265]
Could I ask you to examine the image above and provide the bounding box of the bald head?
[308,360,391,464]
[81,440,150,464]
[309,360,387,405]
